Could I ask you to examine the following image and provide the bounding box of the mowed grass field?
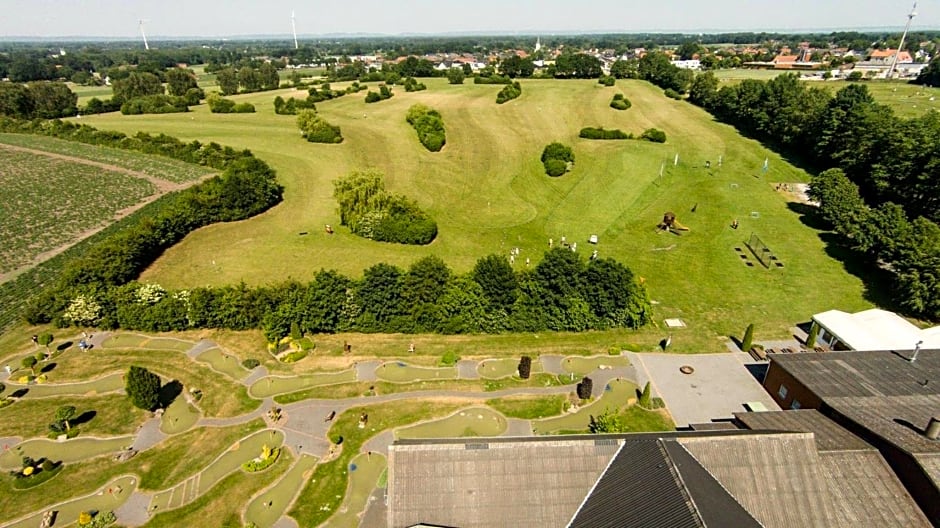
[75,78,873,343]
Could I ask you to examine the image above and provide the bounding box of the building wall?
[762,362,823,410]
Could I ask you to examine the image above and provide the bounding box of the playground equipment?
[657,212,690,234]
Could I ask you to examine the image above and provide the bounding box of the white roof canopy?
[812,309,940,351]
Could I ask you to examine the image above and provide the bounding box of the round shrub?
[544,159,567,177]
[242,358,260,369]
[639,128,667,143]
[664,88,682,100]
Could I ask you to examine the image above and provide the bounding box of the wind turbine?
[887,1,917,79]
[139,19,150,50]
[291,10,298,50]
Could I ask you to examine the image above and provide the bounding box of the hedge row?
[579,127,632,140]
[406,104,446,152]
[403,77,427,92]
[297,109,343,144]
[496,82,522,104]
[365,85,394,104]
[120,95,188,115]
[207,93,255,113]
[474,75,512,85]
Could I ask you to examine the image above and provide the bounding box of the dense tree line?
[333,171,437,245]
[406,104,446,152]
[44,249,651,339]
[0,81,77,119]
[686,72,940,320]
[273,95,317,115]
[0,119,283,327]
[214,64,280,95]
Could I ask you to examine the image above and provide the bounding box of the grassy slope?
[75,78,870,342]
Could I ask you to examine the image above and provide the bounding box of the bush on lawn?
[639,128,667,143]
[297,109,343,143]
[440,350,461,366]
[576,377,593,400]
[496,82,522,104]
[406,104,446,152]
[120,95,188,115]
[579,127,632,140]
[609,93,631,110]
[518,355,532,379]
[242,358,261,369]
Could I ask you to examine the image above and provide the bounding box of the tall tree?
[259,62,280,90]
[166,67,198,97]
[111,72,163,103]
[471,254,518,308]
[125,365,161,410]
[238,67,263,92]
[215,67,238,95]
[26,82,77,118]
[55,405,77,431]
[0,82,35,118]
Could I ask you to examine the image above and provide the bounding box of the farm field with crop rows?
[0,148,155,275]
[0,133,211,183]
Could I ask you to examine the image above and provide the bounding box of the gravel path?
[114,491,153,527]
[356,360,382,382]
[539,354,566,374]
[243,365,269,386]
[131,416,167,452]
[185,339,216,359]
[504,419,533,437]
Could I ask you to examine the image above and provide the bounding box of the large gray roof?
[734,409,873,451]
[388,429,929,528]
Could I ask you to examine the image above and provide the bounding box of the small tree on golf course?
[55,405,77,431]
[21,356,37,373]
[125,366,161,411]
[518,356,532,379]
[742,323,755,352]
[577,377,593,400]
[37,333,53,350]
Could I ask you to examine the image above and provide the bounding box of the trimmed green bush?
[125,365,161,410]
[638,381,652,408]
[474,74,512,85]
[334,171,438,245]
[365,84,394,104]
[742,323,755,352]
[297,109,343,143]
[518,355,532,379]
[496,82,522,104]
[610,93,631,110]
[576,377,593,400]
[273,95,317,115]
[242,358,261,369]
[406,104,446,152]
[242,447,280,472]
[664,88,682,100]
[541,141,574,176]
[440,350,461,366]
[639,128,667,143]
[579,127,632,140]
[544,159,567,177]
[806,322,820,348]
[403,77,427,92]
[598,75,616,86]
[281,350,307,363]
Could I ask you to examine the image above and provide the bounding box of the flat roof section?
[629,352,781,428]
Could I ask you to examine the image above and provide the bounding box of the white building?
[671,59,701,70]
[811,308,940,351]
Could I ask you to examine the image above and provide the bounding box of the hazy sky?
[0,0,933,38]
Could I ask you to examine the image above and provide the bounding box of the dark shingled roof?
[734,409,874,452]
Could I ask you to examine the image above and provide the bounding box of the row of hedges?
[297,109,343,144]
[639,128,667,143]
[207,93,255,113]
[120,95,188,115]
[365,85,394,104]
[333,170,437,245]
[610,93,631,110]
[496,82,522,104]
[406,104,446,152]
[0,118,284,328]
[579,127,632,140]
[273,95,317,115]
[306,82,365,103]
[541,142,574,177]
[59,249,652,337]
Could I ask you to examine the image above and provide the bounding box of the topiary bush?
[576,377,593,400]
[610,93,631,110]
[742,323,755,352]
[440,350,461,366]
[518,355,532,379]
[639,128,667,143]
[297,109,343,143]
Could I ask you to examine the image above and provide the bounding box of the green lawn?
[534,379,637,434]
[561,355,630,376]
[486,394,567,419]
[324,452,387,528]
[73,78,871,347]
[244,453,318,528]
[395,407,507,439]
[375,362,458,382]
[0,393,148,439]
[249,370,358,398]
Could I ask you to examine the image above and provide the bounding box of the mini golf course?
[0,330,669,528]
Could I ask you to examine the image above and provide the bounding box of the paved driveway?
[628,353,781,428]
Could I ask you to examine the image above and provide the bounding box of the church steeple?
[535,36,541,53]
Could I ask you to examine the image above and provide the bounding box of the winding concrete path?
[7,333,642,528]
